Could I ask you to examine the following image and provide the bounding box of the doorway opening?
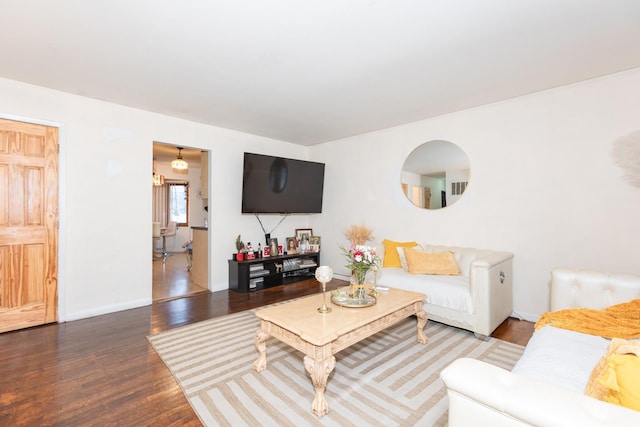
[152,142,209,302]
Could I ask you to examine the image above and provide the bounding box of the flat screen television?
[241,152,325,214]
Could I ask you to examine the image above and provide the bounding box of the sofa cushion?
[396,244,421,270]
[586,338,640,410]
[404,248,460,276]
[381,239,417,268]
[600,354,640,410]
[512,326,611,393]
[377,267,472,313]
[421,245,486,277]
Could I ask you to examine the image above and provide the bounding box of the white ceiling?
[2,1,640,146]
[153,142,202,166]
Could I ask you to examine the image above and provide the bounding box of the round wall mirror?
[401,140,470,209]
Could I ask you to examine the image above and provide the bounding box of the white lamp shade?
[315,266,333,283]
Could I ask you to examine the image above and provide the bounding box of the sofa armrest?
[441,358,640,427]
[469,251,514,337]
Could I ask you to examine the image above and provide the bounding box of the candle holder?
[370,265,379,297]
[315,266,333,314]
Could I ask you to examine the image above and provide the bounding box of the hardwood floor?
[0,277,534,426]
[152,251,208,302]
[491,315,536,347]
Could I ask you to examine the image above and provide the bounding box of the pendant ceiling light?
[152,158,164,186]
[171,147,189,171]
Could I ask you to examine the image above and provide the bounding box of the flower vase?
[350,269,368,300]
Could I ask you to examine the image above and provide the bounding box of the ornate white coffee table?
[252,287,428,417]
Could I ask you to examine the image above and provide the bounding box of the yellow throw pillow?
[382,239,417,268]
[404,248,460,275]
[600,354,640,410]
[585,338,640,411]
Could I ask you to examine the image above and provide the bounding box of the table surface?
[255,287,426,346]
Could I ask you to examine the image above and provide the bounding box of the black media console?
[228,252,320,292]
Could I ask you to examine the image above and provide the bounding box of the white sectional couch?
[441,268,640,426]
[376,244,514,339]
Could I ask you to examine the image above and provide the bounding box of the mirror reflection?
[401,140,470,209]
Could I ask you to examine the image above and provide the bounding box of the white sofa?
[376,244,514,339]
[441,268,640,427]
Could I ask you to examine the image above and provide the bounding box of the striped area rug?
[148,304,524,426]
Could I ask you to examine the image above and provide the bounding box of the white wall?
[310,68,640,321]
[0,77,311,320]
[3,67,639,323]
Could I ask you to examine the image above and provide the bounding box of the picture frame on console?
[268,238,279,257]
[295,228,312,253]
[295,228,313,241]
[309,235,321,252]
[286,237,298,254]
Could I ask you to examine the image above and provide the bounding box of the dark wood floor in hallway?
[0,280,534,426]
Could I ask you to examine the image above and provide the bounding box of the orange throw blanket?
[535,299,640,339]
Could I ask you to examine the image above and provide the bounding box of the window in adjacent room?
[167,180,189,226]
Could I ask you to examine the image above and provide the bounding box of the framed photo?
[309,235,321,252]
[268,238,279,257]
[285,237,298,254]
[295,228,313,242]
[262,245,270,257]
[278,244,284,255]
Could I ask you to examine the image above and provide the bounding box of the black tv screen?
[242,152,325,214]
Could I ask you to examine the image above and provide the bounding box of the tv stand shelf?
[228,252,320,293]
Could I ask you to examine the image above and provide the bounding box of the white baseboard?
[64,297,152,322]
[211,281,228,292]
[511,311,540,323]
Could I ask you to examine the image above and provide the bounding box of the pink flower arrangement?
[341,244,380,284]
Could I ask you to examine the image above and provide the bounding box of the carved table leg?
[415,307,429,344]
[253,328,270,372]
[303,355,336,417]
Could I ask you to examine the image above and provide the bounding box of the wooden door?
[0,118,58,333]
[423,187,431,209]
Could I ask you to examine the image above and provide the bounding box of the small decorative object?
[369,265,379,297]
[278,244,284,255]
[235,234,245,261]
[246,242,256,259]
[330,288,377,308]
[344,224,374,245]
[315,266,333,314]
[275,263,283,273]
[341,244,381,300]
[262,245,270,257]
